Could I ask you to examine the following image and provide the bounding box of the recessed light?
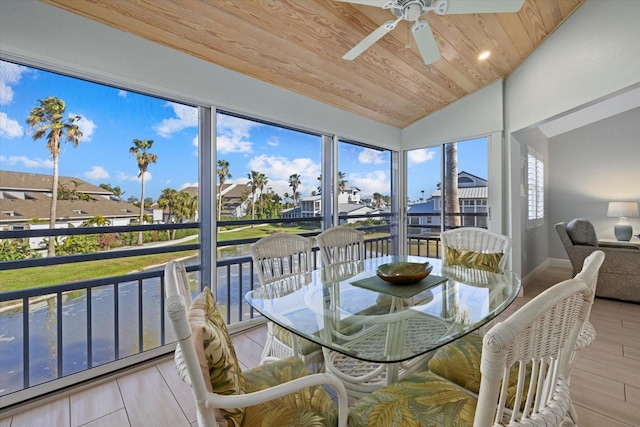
[478,51,491,60]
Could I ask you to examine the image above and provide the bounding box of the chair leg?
[567,401,579,426]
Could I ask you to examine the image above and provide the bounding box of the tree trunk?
[48,156,59,257]
[444,142,461,228]
[138,175,145,245]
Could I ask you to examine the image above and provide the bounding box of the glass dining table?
[245,255,521,368]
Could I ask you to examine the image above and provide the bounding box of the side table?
[598,236,640,249]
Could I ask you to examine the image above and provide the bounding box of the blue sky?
[1,60,486,203]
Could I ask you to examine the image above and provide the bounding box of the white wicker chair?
[316,226,365,267]
[441,227,512,271]
[250,233,324,372]
[566,250,604,421]
[165,260,348,427]
[426,249,605,424]
[315,226,447,399]
[573,250,605,354]
[348,275,593,427]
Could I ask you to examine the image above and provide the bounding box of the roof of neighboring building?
[0,170,112,194]
[407,200,436,214]
[0,193,140,224]
[0,170,140,224]
[431,186,488,199]
[181,186,199,197]
[338,203,373,214]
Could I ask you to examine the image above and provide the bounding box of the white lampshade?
[607,201,639,218]
[607,201,639,241]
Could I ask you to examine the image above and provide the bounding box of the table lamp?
[607,201,639,241]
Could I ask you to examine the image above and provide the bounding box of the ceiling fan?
[339,0,525,64]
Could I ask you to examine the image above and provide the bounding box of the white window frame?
[527,146,544,229]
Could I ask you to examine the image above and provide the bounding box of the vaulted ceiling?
[42,0,584,128]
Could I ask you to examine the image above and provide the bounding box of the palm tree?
[216,160,232,221]
[99,183,126,201]
[129,139,157,245]
[26,96,83,257]
[372,192,383,208]
[158,188,179,239]
[338,171,348,192]
[255,173,268,218]
[444,142,461,228]
[247,170,260,224]
[288,173,301,207]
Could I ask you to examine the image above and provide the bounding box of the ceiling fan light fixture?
[340,0,525,64]
[478,51,491,60]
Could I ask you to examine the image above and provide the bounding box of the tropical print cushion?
[243,356,338,427]
[189,288,245,427]
[348,371,477,427]
[428,334,484,394]
[444,246,503,273]
[428,334,533,410]
[272,324,321,356]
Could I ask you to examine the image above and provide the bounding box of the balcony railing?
[0,214,475,407]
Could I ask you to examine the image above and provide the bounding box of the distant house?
[282,184,378,223]
[181,183,250,221]
[0,170,157,248]
[218,183,249,218]
[407,171,488,232]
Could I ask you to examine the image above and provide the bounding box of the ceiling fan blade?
[335,0,389,7]
[343,19,399,60]
[412,20,441,64]
[438,0,525,15]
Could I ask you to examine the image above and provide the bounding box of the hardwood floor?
[1,265,639,426]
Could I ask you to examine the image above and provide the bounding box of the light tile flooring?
[1,265,639,426]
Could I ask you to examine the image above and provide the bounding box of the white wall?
[505,0,640,133]
[548,107,640,259]
[511,128,549,274]
[402,80,503,149]
[504,0,640,276]
[0,0,401,149]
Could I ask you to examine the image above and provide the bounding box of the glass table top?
[245,256,521,363]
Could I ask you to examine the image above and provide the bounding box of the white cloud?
[358,148,385,165]
[349,170,390,196]
[118,90,127,98]
[0,112,23,138]
[154,102,198,137]
[191,135,199,156]
[117,170,152,183]
[84,166,110,180]
[0,155,53,169]
[407,148,436,165]
[0,61,29,105]
[216,114,261,154]
[69,113,96,142]
[180,182,198,190]
[247,154,321,196]
[267,136,279,147]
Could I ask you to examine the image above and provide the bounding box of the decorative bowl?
[376,262,433,285]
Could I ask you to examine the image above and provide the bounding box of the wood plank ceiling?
[42,0,584,128]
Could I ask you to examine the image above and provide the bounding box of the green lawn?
[0,224,317,292]
[0,224,389,293]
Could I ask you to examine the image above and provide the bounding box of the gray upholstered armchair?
[556,218,640,303]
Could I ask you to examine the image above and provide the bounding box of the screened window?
[527,147,544,228]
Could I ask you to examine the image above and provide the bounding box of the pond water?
[0,255,257,397]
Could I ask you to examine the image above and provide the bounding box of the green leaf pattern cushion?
[428,334,533,410]
[272,324,321,356]
[444,246,503,273]
[189,288,245,427]
[243,356,338,427]
[348,371,477,427]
